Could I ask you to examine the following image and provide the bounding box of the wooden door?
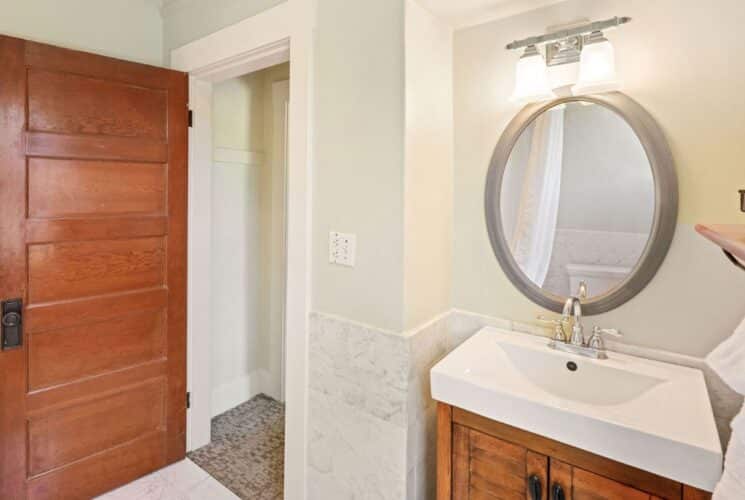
[452,424,549,500]
[550,459,657,500]
[0,35,188,499]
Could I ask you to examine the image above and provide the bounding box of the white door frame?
[271,79,290,403]
[170,2,313,498]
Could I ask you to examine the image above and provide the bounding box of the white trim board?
[213,147,264,166]
[170,3,291,81]
[172,2,314,498]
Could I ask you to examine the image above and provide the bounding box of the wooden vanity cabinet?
[437,404,712,500]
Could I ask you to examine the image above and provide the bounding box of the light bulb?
[572,31,620,95]
[510,45,556,104]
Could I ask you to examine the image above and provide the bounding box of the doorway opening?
[173,4,313,498]
[186,62,290,499]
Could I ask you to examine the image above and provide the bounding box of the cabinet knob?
[551,482,566,500]
[528,474,542,500]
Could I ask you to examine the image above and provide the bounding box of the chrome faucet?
[562,296,584,346]
[562,280,587,345]
[541,281,622,360]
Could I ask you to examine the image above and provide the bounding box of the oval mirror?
[485,92,678,315]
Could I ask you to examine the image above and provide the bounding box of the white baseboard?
[210,369,270,417]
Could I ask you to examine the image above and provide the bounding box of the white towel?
[707,316,745,394]
[707,317,745,500]
[713,405,745,500]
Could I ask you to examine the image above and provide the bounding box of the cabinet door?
[452,425,548,500]
[549,459,656,500]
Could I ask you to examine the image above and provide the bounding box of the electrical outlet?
[329,232,356,267]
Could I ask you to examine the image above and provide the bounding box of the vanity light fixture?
[506,16,630,102]
[510,44,556,103]
[572,30,619,94]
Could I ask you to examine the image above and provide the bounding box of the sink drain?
[566,361,578,372]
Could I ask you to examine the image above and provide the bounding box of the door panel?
[28,159,167,218]
[26,432,165,500]
[550,460,655,500]
[28,310,165,390]
[0,35,187,500]
[28,237,166,302]
[572,468,652,500]
[452,425,549,500]
[25,216,169,244]
[27,379,165,476]
[26,130,169,162]
[549,459,573,500]
[27,69,167,139]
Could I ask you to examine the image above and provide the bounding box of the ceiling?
[416,0,570,28]
[155,0,569,29]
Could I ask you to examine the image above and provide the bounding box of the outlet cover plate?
[329,231,356,267]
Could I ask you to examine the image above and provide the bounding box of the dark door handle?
[2,312,21,327]
[1,298,23,350]
[528,474,542,500]
[552,482,566,500]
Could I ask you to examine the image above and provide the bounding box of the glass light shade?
[510,46,556,103]
[572,32,620,95]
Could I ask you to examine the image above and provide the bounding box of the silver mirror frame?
[484,92,678,315]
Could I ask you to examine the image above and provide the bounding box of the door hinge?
[188,109,193,128]
[186,392,191,409]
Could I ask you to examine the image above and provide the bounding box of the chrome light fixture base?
[546,35,583,67]
[505,16,631,51]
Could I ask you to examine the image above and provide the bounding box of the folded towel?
[708,317,745,500]
[707,316,745,395]
[714,404,745,500]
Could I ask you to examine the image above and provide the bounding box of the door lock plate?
[1,298,23,350]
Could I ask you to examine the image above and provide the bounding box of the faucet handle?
[536,316,567,342]
[588,326,622,350]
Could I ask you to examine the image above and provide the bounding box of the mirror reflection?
[499,101,654,299]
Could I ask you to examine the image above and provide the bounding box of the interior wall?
[403,0,454,330]
[453,0,745,357]
[313,0,407,331]
[162,0,286,60]
[0,0,163,65]
[210,63,289,415]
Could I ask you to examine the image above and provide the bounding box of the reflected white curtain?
[510,107,565,286]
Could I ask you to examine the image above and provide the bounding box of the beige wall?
[313,0,407,331]
[162,0,286,57]
[404,0,454,330]
[0,0,163,65]
[454,0,745,357]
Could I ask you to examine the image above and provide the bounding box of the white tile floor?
[95,459,239,500]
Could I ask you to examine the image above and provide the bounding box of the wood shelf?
[695,224,745,265]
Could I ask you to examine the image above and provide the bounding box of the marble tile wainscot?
[307,312,409,499]
[306,309,741,499]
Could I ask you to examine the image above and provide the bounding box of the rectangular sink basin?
[431,327,723,491]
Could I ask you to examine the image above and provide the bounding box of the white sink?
[431,327,723,491]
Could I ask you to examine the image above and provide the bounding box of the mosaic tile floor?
[188,394,285,500]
